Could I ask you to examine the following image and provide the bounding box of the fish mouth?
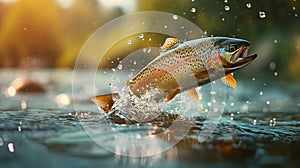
[225,46,257,72]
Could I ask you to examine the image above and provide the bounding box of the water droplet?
[252,77,256,81]
[222,18,225,21]
[266,100,270,105]
[253,119,257,125]
[0,137,3,146]
[274,71,278,76]
[139,34,144,39]
[269,62,276,70]
[230,102,234,106]
[8,143,14,153]
[133,60,137,65]
[246,3,252,8]
[274,39,278,43]
[148,38,152,41]
[292,6,296,10]
[259,11,266,19]
[164,25,168,28]
[127,40,132,45]
[18,126,22,132]
[190,7,196,13]
[172,15,178,20]
[7,86,16,97]
[191,0,195,2]
[262,107,268,112]
[225,6,230,11]
[207,102,212,107]
[259,91,263,96]
[224,0,228,3]
[111,68,116,72]
[21,100,27,109]
[117,64,123,70]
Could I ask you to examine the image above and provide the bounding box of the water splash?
[112,87,165,123]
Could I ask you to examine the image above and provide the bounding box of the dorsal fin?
[161,38,181,52]
[221,74,237,89]
[91,93,119,113]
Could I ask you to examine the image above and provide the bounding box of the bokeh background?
[0,0,299,82]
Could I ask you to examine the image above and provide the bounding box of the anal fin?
[91,93,119,113]
[166,88,180,102]
[188,88,200,102]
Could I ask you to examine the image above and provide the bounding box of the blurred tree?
[0,2,8,27]
[56,0,102,67]
[290,36,300,81]
[57,0,124,67]
[0,0,63,68]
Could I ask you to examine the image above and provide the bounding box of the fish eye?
[228,44,238,52]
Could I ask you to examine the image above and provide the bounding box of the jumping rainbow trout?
[92,37,257,113]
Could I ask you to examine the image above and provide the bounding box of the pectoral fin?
[221,74,237,89]
[166,88,180,102]
[188,88,200,102]
[91,93,119,113]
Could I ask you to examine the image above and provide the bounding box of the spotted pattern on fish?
[128,38,215,95]
[93,37,257,113]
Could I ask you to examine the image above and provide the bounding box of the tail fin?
[91,93,119,113]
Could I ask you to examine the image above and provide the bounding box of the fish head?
[213,37,257,73]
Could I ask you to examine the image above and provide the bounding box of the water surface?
[0,70,299,168]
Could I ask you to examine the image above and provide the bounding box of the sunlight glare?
[55,0,74,9]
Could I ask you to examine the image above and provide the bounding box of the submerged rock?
[9,77,46,94]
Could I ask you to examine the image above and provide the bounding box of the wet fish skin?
[92,37,257,113]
